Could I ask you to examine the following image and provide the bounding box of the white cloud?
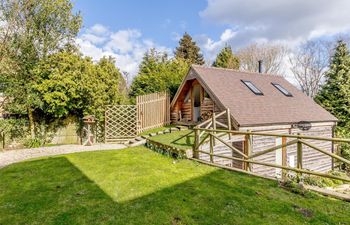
[76,24,170,77]
[104,29,142,53]
[80,33,106,45]
[200,0,350,44]
[196,28,236,61]
[89,24,109,35]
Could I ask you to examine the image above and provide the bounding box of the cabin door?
[192,84,201,122]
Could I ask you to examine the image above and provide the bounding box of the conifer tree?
[315,40,350,131]
[130,49,189,98]
[175,33,205,65]
[212,45,240,69]
[315,40,350,163]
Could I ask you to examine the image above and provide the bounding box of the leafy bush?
[0,119,28,148]
[336,127,350,171]
[339,143,350,169]
[279,179,309,196]
[24,138,43,148]
[289,171,348,188]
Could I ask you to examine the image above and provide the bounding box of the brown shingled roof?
[189,65,337,127]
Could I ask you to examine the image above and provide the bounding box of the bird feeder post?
[82,115,96,146]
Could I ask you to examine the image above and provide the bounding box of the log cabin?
[171,65,338,178]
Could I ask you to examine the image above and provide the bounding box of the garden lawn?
[148,129,195,150]
[139,125,176,136]
[0,146,349,225]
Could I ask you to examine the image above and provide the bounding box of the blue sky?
[74,0,221,48]
[73,0,350,77]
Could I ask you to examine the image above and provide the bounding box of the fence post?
[212,112,216,146]
[1,132,4,149]
[245,130,252,171]
[209,130,214,163]
[226,108,232,140]
[193,128,199,159]
[331,125,335,171]
[104,109,107,143]
[297,133,303,170]
[282,136,287,180]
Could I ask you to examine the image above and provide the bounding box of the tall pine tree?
[175,33,205,65]
[315,40,350,134]
[212,45,240,69]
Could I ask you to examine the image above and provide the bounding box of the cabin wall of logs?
[171,79,216,124]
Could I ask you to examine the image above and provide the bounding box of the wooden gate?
[105,92,170,142]
[105,105,137,142]
[136,92,170,134]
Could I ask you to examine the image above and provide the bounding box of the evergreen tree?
[315,40,350,164]
[315,40,350,131]
[175,33,205,65]
[130,49,189,98]
[212,45,240,69]
[130,49,168,97]
[33,51,127,120]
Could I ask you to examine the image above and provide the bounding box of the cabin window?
[241,80,263,95]
[272,83,293,97]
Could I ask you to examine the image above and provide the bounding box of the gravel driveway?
[0,143,127,169]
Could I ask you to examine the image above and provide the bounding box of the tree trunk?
[28,108,35,139]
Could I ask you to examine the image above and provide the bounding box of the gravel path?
[0,143,127,169]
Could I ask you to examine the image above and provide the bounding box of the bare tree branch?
[289,40,332,97]
[237,42,288,75]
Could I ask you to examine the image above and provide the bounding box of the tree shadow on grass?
[0,157,349,225]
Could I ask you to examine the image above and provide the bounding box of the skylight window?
[241,80,263,95]
[272,83,293,97]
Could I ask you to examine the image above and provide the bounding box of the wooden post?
[282,136,287,180]
[1,132,4,149]
[209,131,214,163]
[226,108,232,140]
[104,109,107,143]
[193,129,199,159]
[245,130,252,171]
[331,125,335,170]
[212,112,216,146]
[297,134,303,170]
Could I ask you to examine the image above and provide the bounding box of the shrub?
[295,171,348,188]
[24,138,43,148]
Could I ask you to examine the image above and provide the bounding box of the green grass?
[139,125,176,136]
[148,129,195,150]
[0,147,349,225]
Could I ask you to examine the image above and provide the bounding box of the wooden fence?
[136,92,170,134]
[104,92,170,142]
[192,109,350,182]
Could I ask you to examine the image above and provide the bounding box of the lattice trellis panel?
[105,105,137,142]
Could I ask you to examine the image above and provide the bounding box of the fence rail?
[193,109,350,183]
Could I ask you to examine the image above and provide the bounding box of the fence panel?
[136,92,170,133]
[105,105,137,142]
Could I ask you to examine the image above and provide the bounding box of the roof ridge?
[191,64,283,78]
